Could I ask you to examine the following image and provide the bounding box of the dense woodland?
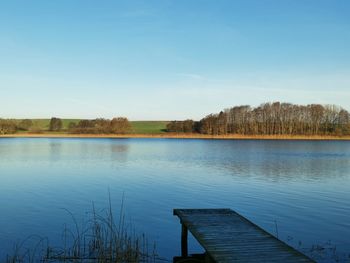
[167,102,350,136]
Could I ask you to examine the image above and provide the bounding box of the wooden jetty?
[173,209,315,263]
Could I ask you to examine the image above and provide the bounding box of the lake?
[0,138,349,262]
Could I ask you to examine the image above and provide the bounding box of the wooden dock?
[173,209,315,263]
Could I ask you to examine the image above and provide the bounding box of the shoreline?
[1,133,350,140]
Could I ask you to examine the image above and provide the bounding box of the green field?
[14,119,169,134]
[130,121,168,134]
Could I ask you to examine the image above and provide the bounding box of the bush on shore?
[0,119,17,134]
[69,118,131,134]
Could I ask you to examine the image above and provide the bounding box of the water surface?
[0,138,349,261]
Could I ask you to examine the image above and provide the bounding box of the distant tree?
[95,118,112,134]
[17,119,33,131]
[166,122,175,132]
[49,117,62,131]
[183,119,195,133]
[199,114,217,134]
[217,111,227,135]
[68,122,77,130]
[0,119,17,134]
[110,117,131,134]
[167,120,196,133]
[337,109,350,135]
[167,121,183,132]
[77,120,95,129]
[71,119,96,133]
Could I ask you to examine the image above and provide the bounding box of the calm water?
[0,138,350,262]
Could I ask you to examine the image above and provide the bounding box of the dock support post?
[181,223,188,257]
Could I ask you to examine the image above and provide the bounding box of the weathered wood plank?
[174,208,314,263]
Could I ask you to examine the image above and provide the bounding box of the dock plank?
[174,209,314,263]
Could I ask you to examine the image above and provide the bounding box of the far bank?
[1,133,350,140]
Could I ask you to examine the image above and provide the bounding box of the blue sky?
[0,0,349,120]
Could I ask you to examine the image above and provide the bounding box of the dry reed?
[5,197,158,263]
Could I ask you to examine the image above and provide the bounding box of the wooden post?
[181,223,188,257]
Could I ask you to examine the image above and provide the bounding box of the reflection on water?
[0,138,349,262]
[110,141,129,163]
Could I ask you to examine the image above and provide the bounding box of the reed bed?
[6,199,158,263]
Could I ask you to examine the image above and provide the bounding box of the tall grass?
[6,198,158,263]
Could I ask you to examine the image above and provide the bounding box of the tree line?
[0,117,131,134]
[167,102,350,136]
[1,102,350,136]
